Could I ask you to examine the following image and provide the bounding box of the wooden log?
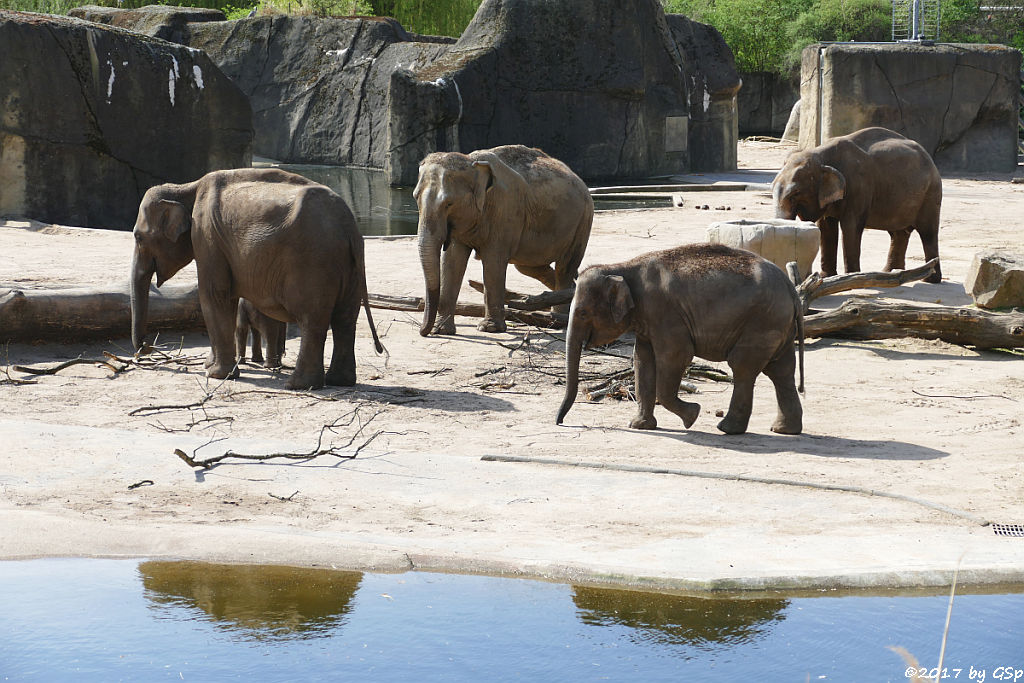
[0,283,203,343]
[467,279,575,311]
[804,299,1024,348]
[797,259,939,312]
[367,292,565,328]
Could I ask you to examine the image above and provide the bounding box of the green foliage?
[222,4,257,19]
[365,0,480,36]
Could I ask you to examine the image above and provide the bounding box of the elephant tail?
[794,288,805,395]
[360,263,386,356]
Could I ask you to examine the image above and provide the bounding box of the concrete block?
[706,219,820,281]
[965,251,1024,309]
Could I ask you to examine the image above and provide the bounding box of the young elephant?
[130,167,384,390]
[773,127,942,283]
[414,145,593,336]
[556,244,805,435]
[235,298,287,369]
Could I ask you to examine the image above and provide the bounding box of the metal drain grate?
[992,523,1024,537]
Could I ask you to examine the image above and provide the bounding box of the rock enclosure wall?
[0,9,252,230]
[798,42,1022,173]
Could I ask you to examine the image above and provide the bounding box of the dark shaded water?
[1,559,1022,681]
[254,163,671,237]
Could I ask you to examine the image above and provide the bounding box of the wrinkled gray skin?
[130,167,383,390]
[235,297,287,368]
[557,244,805,435]
[773,127,942,283]
[414,145,593,336]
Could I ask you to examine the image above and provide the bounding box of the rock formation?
[0,9,252,229]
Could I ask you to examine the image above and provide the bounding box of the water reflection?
[139,561,362,641]
[573,585,788,650]
[255,162,419,237]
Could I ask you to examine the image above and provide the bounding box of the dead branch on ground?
[173,405,397,470]
[797,259,940,312]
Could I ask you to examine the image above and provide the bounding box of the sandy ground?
[2,140,1023,592]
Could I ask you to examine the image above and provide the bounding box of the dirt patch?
[2,140,1023,590]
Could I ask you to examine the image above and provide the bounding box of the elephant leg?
[250,326,265,365]
[514,263,558,290]
[435,241,471,335]
[264,321,285,369]
[629,338,658,430]
[552,257,582,315]
[883,229,911,272]
[287,316,329,390]
[479,252,510,333]
[234,309,249,363]
[840,218,866,274]
[719,351,761,435]
[654,353,701,430]
[818,217,839,277]
[762,345,802,435]
[197,262,240,380]
[326,300,359,387]
[916,202,942,282]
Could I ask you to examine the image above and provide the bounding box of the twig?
[269,491,300,501]
[911,389,1016,401]
[12,354,127,376]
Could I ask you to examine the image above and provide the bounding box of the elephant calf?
[236,298,287,369]
[773,126,942,282]
[557,244,805,435]
[414,145,593,336]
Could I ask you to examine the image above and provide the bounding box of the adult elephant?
[556,244,804,435]
[130,167,383,390]
[414,145,593,336]
[772,127,943,283]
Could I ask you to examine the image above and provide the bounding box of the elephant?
[556,243,805,435]
[235,297,287,369]
[773,127,943,283]
[130,167,384,390]
[413,145,593,336]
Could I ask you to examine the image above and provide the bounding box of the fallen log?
[0,283,203,343]
[804,299,1024,348]
[367,292,566,328]
[467,280,575,311]
[797,259,939,312]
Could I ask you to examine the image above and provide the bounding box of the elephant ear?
[471,153,525,213]
[607,275,634,324]
[149,199,191,242]
[819,165,846,207]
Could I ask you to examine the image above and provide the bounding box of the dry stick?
[367,292,565,327]
[480,454,991,526]
[173,407,392,470]
[467,280,575,311]
[12,355,126,376]
[797,258,940,311]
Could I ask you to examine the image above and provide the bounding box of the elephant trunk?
[130,249,155,351]
[556,314,585,424]
[418,227,442,337]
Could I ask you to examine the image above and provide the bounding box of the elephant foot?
[629,415,657,430]
[251,352,265,364]
[287,370,325,391]
[678,402,700,428]
[264,357,283,370]
[432,316,456,335]
[923,271,942,284]
[477,317,507,333]
[717,414,749,435]
[325,368,356,387]
[206,362,239,381]
[771,416,803,435]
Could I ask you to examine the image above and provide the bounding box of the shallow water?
[1,559,1022,681]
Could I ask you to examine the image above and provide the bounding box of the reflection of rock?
[572,585,787,648]
[140,561,362,640]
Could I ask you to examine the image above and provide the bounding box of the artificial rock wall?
[798,42,1022,173]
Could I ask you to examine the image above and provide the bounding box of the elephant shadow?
[807,336,1023,363]
[630,427,948,460]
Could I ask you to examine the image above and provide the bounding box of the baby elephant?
[235,298,287,368]
[556,244,805,435]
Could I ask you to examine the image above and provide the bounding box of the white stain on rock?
[169,56,180,106]
[192,64,204,90]
[106,59,115,103]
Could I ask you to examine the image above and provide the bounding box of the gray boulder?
[965,251,1024,309]
[0,10,252,230]
[68,4,224,44]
